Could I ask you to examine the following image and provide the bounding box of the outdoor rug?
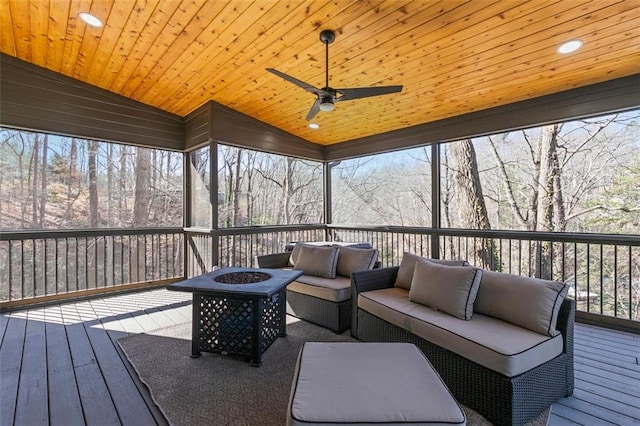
[118,318,549,426]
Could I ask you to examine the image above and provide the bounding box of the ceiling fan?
[266,29,403,121]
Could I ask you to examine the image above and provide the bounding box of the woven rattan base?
[194,289,285,365]
[286,290,351,333]
[357,309,571,426]
[168,267,303,366]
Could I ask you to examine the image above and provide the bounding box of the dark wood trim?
[0,54,184,151]
[0,278,181,313]
[576,311,639,335]
[209,102,324,160]
[430,144,440,258]
[325,74,640,160]
[184,102,212,150]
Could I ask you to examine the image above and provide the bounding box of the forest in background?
[0,129,183,230]
[3,110,637,234]
[1,109,638,318]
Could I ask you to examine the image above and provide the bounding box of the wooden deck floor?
[1,289,638,426]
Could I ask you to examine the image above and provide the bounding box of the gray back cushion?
[409,260,482,320]
[294,245,339,279]
[395,252,469,290]
[474,270,569,336]
[289,242,334,266]
[335,246,379,277]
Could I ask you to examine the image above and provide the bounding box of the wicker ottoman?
[287,342,466,426]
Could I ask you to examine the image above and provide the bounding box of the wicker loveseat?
[351,253,575,426]
[257,242,378,333]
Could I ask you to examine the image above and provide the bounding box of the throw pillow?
[289,242,330,267]
[294,245,339,279]
[409,260,482,320]
[394,252,469,290]
[335,246,379,277]
[474,270,569,336]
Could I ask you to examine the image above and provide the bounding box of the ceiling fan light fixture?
[319,98,334,112]
[557,39,583,54]
[79,12,103,27]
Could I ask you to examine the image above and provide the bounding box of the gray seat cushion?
[287,342,466,426]
[358,287,563,377]
[287,275,351,302]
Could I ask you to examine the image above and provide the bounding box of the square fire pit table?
[167,267,303,366]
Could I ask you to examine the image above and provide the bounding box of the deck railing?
[3,224,638,324]
[185,225,326,277]
[330,225,640,322]
[0,228,184,308]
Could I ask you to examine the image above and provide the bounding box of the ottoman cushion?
[287,342,466,426]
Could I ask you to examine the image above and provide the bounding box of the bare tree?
[38,134,48,227]
[30,134,39,227]
[447,139,499,269]
[132,148,151,226]
[88,140,100,227]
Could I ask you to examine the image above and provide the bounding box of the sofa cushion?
[294,245,339,279]
[394,252,469,290]
[409,260,482,320]
[288,275,352,302]
[335,246,378,278]
[289,242,331,267]
[474,270,569,336]
[358,287,563,377]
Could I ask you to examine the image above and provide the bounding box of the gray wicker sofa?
[257,242,378,333]
[350,254,574,426]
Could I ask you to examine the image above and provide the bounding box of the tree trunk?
[132,148,151,282]
[88,140,100,228]
[63,139,79,224]
[132,148,151,226]
[449,139,499,269]
[31,135,39,227]
[283,158,294,224]
[39,134,48,227]
[232,149,242,226]
[534,124,563,279]
[119,145,128,212]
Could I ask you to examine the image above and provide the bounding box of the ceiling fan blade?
[266,68,327,96]
[306,98,322,121]
[336,85,403,101]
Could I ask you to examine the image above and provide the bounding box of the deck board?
[14,311,49,425]
[1,288,638,426]
[44,306,85,426]
[66,321,121,425]
[84,322,157,425]
[0,314,27,426]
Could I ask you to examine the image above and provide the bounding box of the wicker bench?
[287,342,466,425]
[351,264,575,426]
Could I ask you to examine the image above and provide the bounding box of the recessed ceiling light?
[557,39,583,54]
[308,123,320,130]
[79,12,103,28]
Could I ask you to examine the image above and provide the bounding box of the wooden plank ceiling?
[2,0,639,145]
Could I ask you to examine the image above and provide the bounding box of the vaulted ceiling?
[2,0,639,145]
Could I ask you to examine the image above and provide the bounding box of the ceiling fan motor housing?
[319,30,336,44]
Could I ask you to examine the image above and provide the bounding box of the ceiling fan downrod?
[319,29,335,89]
